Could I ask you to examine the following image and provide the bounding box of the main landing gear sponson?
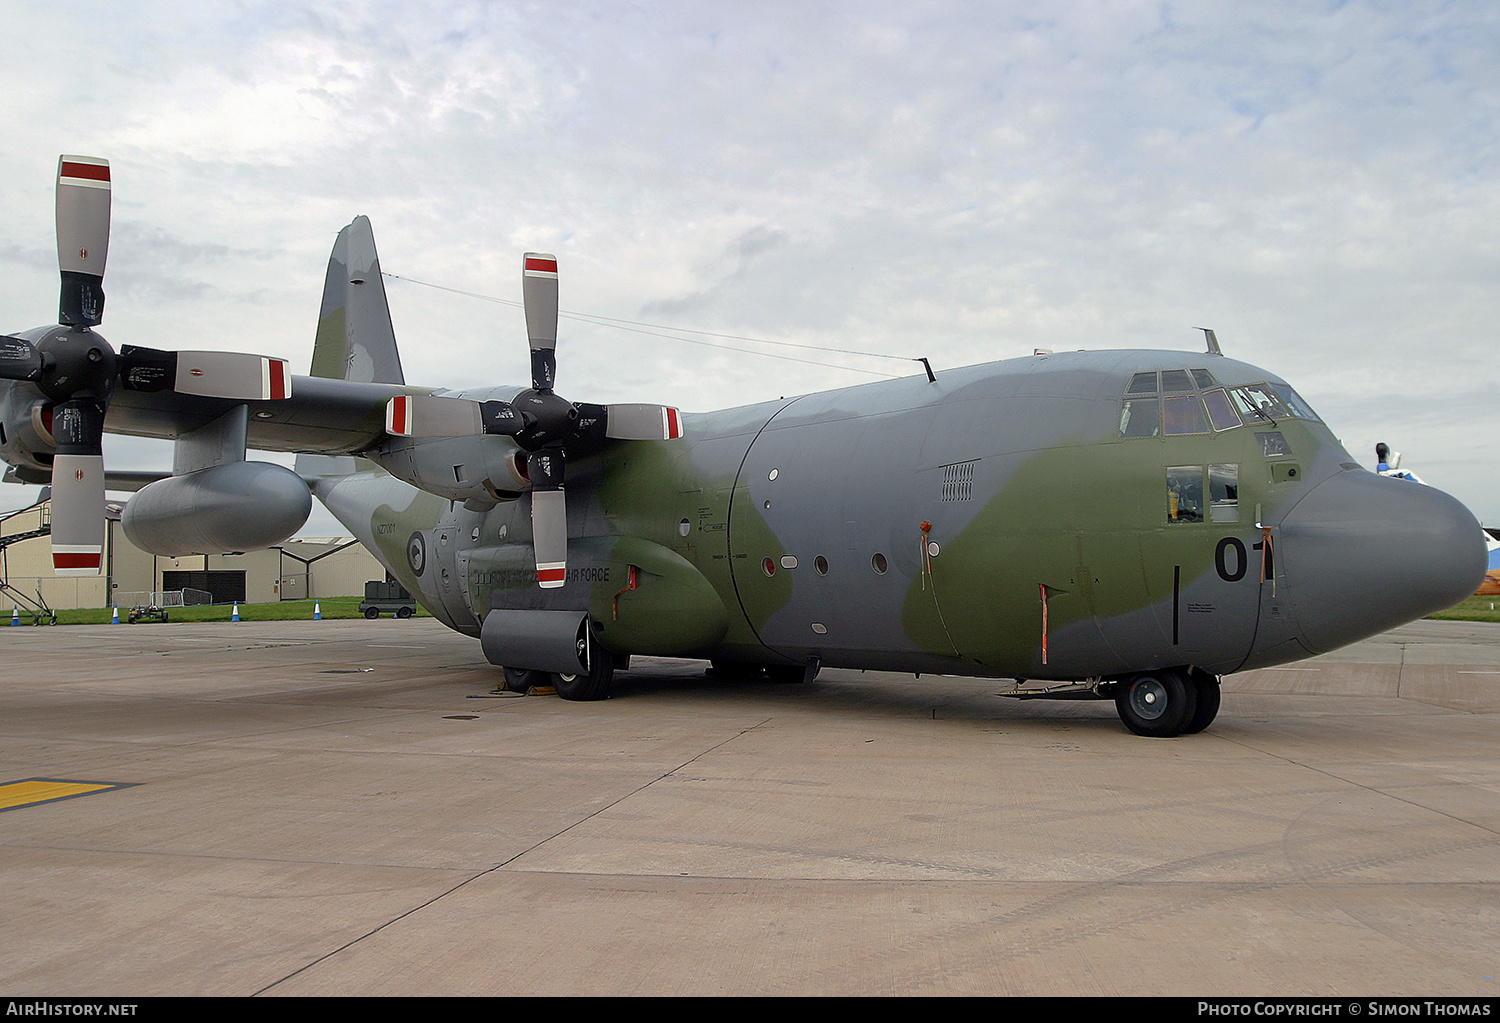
[503,625,616,700]
[1113,667,1221,737]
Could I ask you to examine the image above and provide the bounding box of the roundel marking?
[407,531,427,576]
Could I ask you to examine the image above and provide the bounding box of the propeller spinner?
[0,156,294,575]
[386,252,683,588]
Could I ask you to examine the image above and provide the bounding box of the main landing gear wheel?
[502,667,548,694]
[1114,669,1198,738]
[551,629,615,701]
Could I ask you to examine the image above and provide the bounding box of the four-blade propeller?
[0,157,293,574]
[386,252,683,588]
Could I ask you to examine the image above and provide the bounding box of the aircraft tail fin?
[310,216,405,385]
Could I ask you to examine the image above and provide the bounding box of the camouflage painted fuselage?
[313,349,1485,683]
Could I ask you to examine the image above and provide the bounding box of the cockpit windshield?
[1119,370,1321,438]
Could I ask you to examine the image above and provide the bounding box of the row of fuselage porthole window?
[760,465,899,577]
[760,552,897,577]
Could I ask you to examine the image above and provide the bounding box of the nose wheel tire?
[1183,669,1222,734]
[1114,669,1198,737]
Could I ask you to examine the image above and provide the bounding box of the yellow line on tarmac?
[0,778,135,812]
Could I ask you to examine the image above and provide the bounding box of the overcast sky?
[1,0,1496,531]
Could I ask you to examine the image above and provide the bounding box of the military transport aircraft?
[0,157,1488,736]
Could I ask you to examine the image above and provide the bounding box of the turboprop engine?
[121,461,311,556]
[0,395,56,476]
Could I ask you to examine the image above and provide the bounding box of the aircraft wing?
[104,374,418,457]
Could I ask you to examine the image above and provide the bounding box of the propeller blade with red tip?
[48,401,106,575]
[117,346,292,400]
[56,156,111,328]
[602,403,684,441]
[384,395,524,437]
[527,450,567,588]
[522,253,559,392]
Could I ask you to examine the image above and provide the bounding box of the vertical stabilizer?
[310,216,405,384]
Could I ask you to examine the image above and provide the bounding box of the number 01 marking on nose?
[1216,536,1272,583]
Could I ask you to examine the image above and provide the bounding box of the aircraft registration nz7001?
[1,157,1487,736]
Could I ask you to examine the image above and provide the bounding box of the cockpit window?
[1162,395,1208,435]
[1167,466,1203,523]
[1202,389,1242,431]
[1258,431,1291,457]
[1120,398,1160,437]
[1209,464,1239,522]
[1271,383,1321,421]
[1160,369,1194,394]
[1168,463,1240,524]
[1230,384,1287,424]
[1119,372,1312,438]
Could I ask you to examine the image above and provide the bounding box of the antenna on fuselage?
[1198,327,1222,356]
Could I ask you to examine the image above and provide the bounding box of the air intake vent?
[940,460,976,502]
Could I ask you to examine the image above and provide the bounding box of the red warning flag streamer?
[1040,583,1049,666]
[1260,525,1275,596]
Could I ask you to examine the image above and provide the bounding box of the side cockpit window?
[1209,464,1239,522]
[1167,463,1240,524]
[1229,383,1286,424]
[1271,383,1321,421]
[1167,466,1203,523]
[1228,383,1323,425]
[1120,399,1160,438]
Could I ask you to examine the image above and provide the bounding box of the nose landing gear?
[1113,667,1221,737]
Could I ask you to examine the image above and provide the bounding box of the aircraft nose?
[1275,470,1487,653]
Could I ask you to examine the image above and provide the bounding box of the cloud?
[0,0,1496,523]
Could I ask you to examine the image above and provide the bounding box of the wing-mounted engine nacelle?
[0,397,57,476]
[373,436,532,506]
[121,461,311,556]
